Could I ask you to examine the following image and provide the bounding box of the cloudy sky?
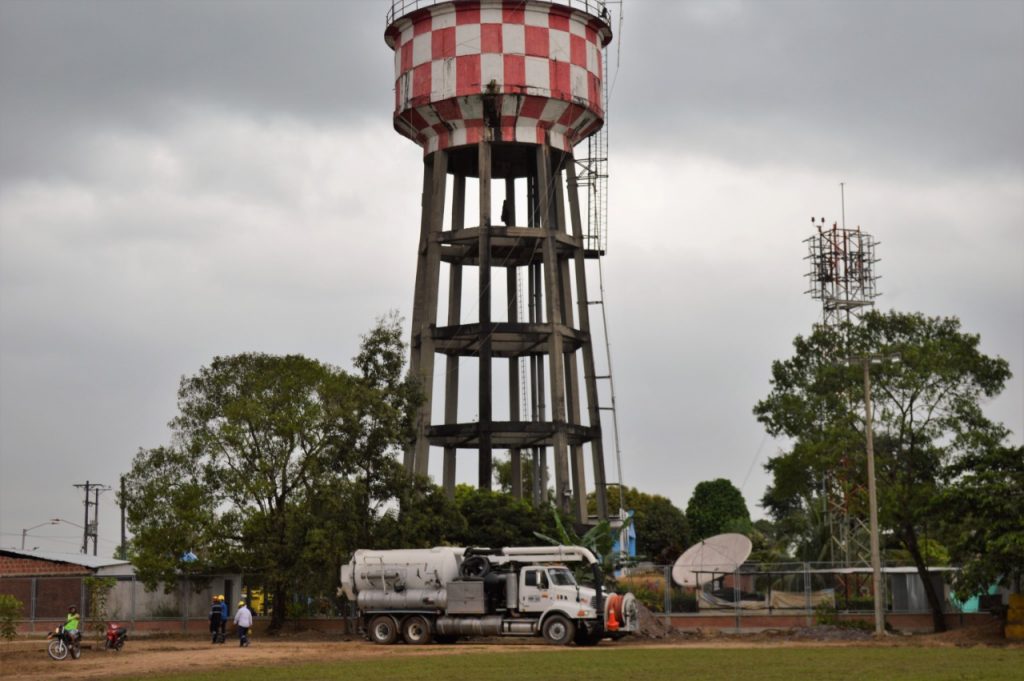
[1,0,1021,556]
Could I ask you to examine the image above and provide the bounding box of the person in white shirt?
[233,600,253,647]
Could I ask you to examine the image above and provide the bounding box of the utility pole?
[862,356,884,637]
[844,353,898,637]
[73,480,111,555]
[120,474,127,560]
[75,480,91,553]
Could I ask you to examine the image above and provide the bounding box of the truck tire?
[542,615,575,646]
[368,615,399,645]
[401,615,432,645]
[574,625,603,646]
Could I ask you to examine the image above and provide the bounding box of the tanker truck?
[339,545,638,646]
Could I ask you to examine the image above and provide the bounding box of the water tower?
[385,0,614,522]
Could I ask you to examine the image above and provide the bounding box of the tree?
[938,444,1024,599]
[122,314,423,630]
[754,310,1012,632]
[590,487,690,563]
[449,485,558,548]
[686,478,750,542]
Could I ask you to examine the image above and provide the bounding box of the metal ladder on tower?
[580,39,626,516]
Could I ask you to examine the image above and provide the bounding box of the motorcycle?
[47,624,81,660]
[105,622,128,651]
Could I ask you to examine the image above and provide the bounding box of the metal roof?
[1,548,130,570]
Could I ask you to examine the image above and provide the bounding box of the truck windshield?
[547,568,576,586]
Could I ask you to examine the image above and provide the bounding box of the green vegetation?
[0,594,23,641]
[118,647,1024,681]
[754,310,1014,631]
[85,576,118,640]
[121,313,441,630]
[686,478,750,541]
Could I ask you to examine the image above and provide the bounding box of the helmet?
[68,605,77,613]
[238,600,246,607]
[216,594,224,601]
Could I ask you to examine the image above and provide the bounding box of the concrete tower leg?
[409,150,447,477]
[406,142,606,523]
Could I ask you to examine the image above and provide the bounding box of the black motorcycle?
[47,624,81,660]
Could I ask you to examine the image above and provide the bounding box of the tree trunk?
[901,525,947,633]
[268,580,287,632]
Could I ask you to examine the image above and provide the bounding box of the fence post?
[804,562,812,626]
[663,565,672,614]
[733,568,740,632]
[181,578,187,634]
[30,576,37,633]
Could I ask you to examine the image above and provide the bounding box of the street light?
[20,519,58,550]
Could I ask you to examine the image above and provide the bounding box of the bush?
[0,594,24,641]
[85,576,117,639]
[619,573,667,613]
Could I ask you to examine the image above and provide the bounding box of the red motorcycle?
[105,622,128,651]
[46,624,81,660]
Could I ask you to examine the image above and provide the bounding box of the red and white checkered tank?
[385,0,612,154]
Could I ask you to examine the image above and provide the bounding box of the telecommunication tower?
[804,211,881,565]
[804,217,880,327]
[385,0,616,522]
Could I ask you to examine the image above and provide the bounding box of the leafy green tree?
[754,310,1012,632]
[686,478,750,542]
[449,485,557,547]
[122,314,423,630]
[938,444,1024,599]
[493,453,550,502]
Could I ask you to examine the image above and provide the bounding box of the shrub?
[0,594,24,641]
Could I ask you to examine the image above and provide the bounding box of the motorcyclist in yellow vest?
[65,605,80,634]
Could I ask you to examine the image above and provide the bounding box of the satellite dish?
[671,533,752,587]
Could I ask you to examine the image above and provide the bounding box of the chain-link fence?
[617,562,966,618]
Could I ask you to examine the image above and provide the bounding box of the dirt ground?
[1,621,1015,681]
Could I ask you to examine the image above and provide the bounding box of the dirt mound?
[633,602,676,639]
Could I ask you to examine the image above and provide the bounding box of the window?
[548,568,576,587]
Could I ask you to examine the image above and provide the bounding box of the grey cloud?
[0,0,391,182]
[612,1,1024,175]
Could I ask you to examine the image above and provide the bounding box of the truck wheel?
[368,615,399,645]
[542,615,575,646]
[401,615,432,645]
[574,626,602,646]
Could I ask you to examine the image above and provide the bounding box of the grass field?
[130,646,1023,681]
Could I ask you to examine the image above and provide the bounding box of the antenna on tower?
[840,181,846,230]
[804,213,880,328]
[803,203,883,566]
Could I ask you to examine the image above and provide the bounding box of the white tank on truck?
[340,545,638,646]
